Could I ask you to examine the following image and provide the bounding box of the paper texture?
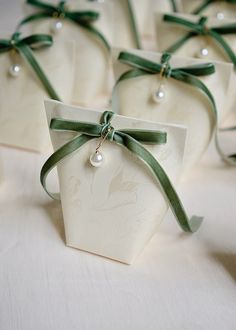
[115,0,182,51]
[112,48,232,173]
[0,39,75,152]
[23,0,113,107]
[45,99,187,264]
[142,0,182,39]
[155,12,236,114]
[0,151,3,184]
[109,0,140,49]
[182,0,236,19]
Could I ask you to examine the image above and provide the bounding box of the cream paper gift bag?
[22,0,113,107]
[0,35,75,152]
[42,99,190,264]
[155,13,236,115]
[182,0,236,18]
[112,48,232,173]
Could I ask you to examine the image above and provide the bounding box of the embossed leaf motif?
[108,169,139,196]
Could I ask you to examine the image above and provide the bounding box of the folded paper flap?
[112,47,233,120]
[44,100,187,182]
[44,100,186,136]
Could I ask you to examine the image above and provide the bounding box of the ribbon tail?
[210,30,236,68]
[40,134,93,199]
[127,0,142,49]
[215,129,236,166]
[192,0,213,14]
[170,0,178,12]
[165,32,194,53]
[18,44,61,101]
[75,21,110,51]
[115,132,203,233]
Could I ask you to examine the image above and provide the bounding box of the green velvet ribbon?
[170,0,178,12]
[0,32,61,100]
[127,0,141,49]
[116,51,236,165]
[191,0,236,15]
[19,0,110,51]
[87,0,141,48]
[40,110,203,233]
[163,15,236,69]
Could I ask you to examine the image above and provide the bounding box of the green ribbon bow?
[40,110,203,233]
[163,14,236,69]
[191,0,236,15]
[115,51,236,165]
[0,32,60,100]
[19,0,110,51]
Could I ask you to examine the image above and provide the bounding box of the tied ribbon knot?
[192,0,236,15]
[116,51,236,165]
[0,32,60,100]
[52,1,67,17]
[19,0,110,50]
[41,110,203,233]
[160,53,172,78]
[163,14,236,68]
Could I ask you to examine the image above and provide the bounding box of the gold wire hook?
[96,127,112,152]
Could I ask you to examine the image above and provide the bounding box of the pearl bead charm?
[216,12,224,20]
[90,150,103,167]
[153,86,166,103]
[8,64,21,77]
[51,20,63,34]
[199,48,209,57]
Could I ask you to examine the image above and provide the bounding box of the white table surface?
[0,2,236,330]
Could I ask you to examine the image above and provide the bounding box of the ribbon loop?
[40,110,203,233]
[57,1,67,15]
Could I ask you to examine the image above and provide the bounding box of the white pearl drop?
[200,48,209,57]
[216,12,224,20]
[8,64,21,77]
[51,20,63,34]
[153,86,166,103]
[90,151,103,167]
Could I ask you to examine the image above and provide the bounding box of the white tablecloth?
[0,2,236,329]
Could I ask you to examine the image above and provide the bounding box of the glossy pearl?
[200,48,209,57]
[51,20,63,34]
[90,151,103,167]
[216,12,224,20]
[8,64,21,77]
[153,87,166,103]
